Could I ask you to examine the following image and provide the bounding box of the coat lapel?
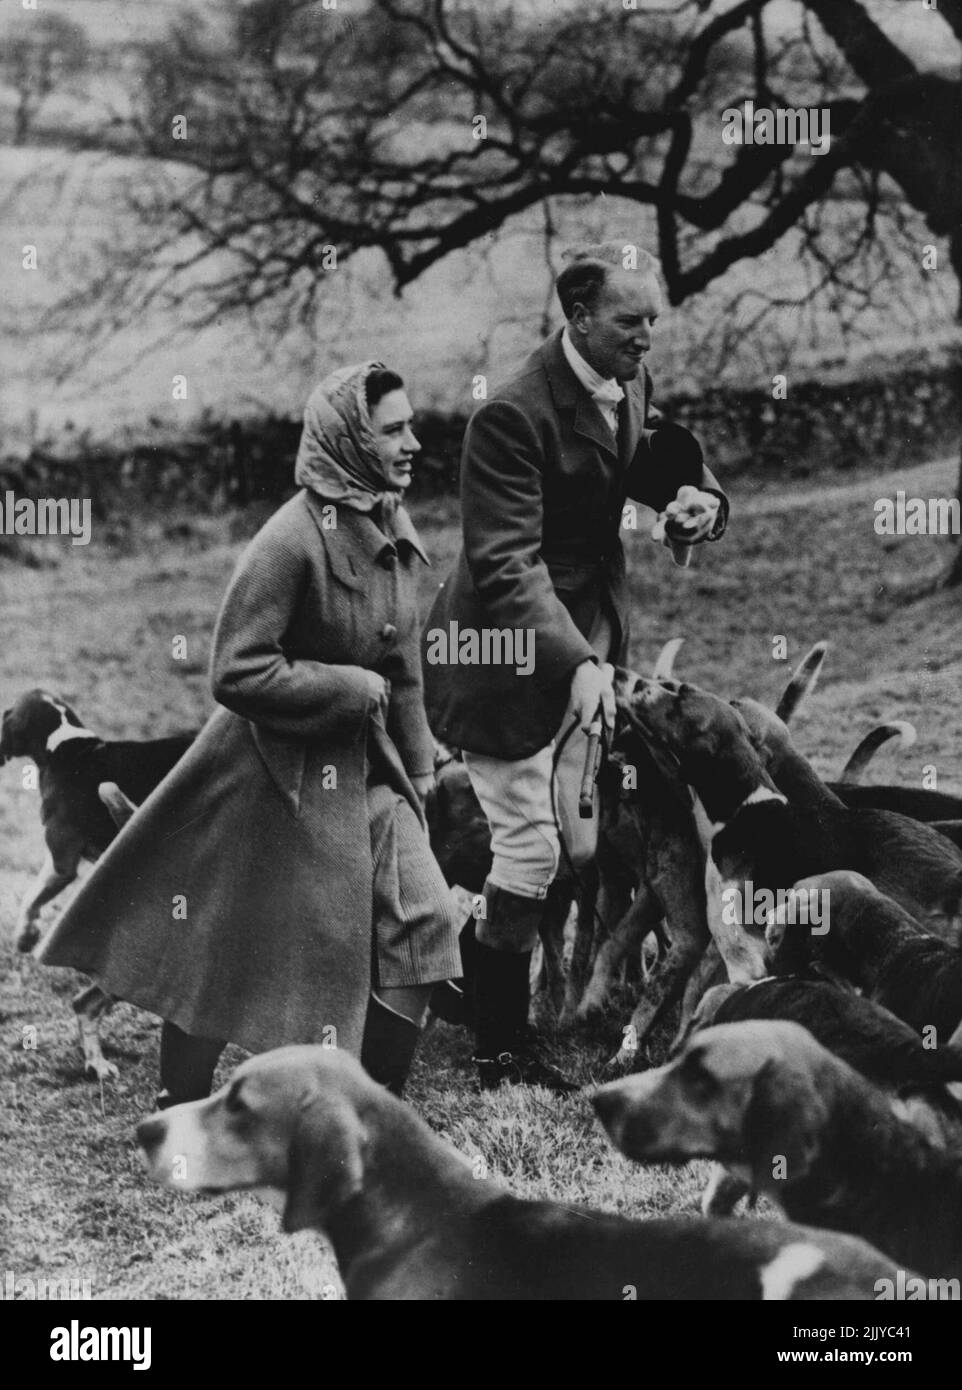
[618,376,646,470]
[574,397,619,460]
[302,490,428,589]
[542,329,620,462]
[390,506,430,565]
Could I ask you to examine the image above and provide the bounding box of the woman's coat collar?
[303,490,430,586]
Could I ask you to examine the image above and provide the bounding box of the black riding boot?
[472,884,577,1094]
[156,1021,225,1109]
[360,993,421,1097]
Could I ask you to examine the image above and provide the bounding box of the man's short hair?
[555,241,661,321]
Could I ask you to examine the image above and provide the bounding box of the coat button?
[381,623,397,641]
[381,552,397,569]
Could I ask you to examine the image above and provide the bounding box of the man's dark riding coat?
[422,328,728,759]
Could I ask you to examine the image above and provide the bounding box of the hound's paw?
[700,1165,750,1218]
[602,1045,657,1077]
[573,993,606,1022]
[15,924,40,953]
[84,1057,119,1082]
[601,1047,637,1078]
[558,999,595,1029]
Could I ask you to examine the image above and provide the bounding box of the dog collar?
[732,786,787,817]
[698,784,787,838]
[46,723,99,754]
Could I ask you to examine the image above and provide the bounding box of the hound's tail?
[775,642,829,724]
[838,721,917,785]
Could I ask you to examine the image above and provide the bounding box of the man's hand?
[570,659,616,733]
[653,485,720,545]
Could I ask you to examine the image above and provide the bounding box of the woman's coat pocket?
[250,724,307,817]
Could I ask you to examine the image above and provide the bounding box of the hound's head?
[593,1020,831,1191]
[730,697,794,769]
[764,870,878,976]
[136,1046,381,1233]
[615,675,769,814]
[0,689,85,765]
[615,673,747,757]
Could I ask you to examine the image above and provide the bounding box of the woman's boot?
[360,992,422,1097]
[156,1020,226,1109]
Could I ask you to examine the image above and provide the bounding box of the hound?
[427,639,707,1042]
[578,730,709,1069]
[617,678,962,982]
[1,689,194,952]
[673,975,962,1111]
[137,1044,908,1300]
[767,870,962,1043]
[736,697,962,820]
[594,1020,962,1282]
[1,689,194,1077]
[836,724,962,817]
[932,820,962,852]
[582,643,830,1069]
[669,978,962,1218]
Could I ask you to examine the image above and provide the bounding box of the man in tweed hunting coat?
[423,242,729,1091]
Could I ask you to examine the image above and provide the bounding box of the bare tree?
[91,0,959,311]
[37,0,961,356]
[1,12,90,145]
[35,0,962,587]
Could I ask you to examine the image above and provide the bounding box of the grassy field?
[2,456,962,1299]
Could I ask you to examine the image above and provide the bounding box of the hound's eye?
[224,1086,248,1116]
[680,1055,719,1101]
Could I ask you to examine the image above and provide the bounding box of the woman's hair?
[365,367,405,412]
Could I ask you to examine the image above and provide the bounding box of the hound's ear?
[670,984,740,1057]
[764,908,813,975]
[743,1058,825,1188]
[282,1094,367,1233]
[643,738,685,788]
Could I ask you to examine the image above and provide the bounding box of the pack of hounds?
[6,641,962,1301]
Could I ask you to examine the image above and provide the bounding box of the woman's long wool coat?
[39,490,439,1056]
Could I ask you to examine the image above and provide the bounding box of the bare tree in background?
[93,0,961,308]
[38,0,962,581]
[0,12,90,145]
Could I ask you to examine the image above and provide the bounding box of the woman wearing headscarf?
[39,362,461,1102]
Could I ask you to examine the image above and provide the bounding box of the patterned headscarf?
[294,360,402,522]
